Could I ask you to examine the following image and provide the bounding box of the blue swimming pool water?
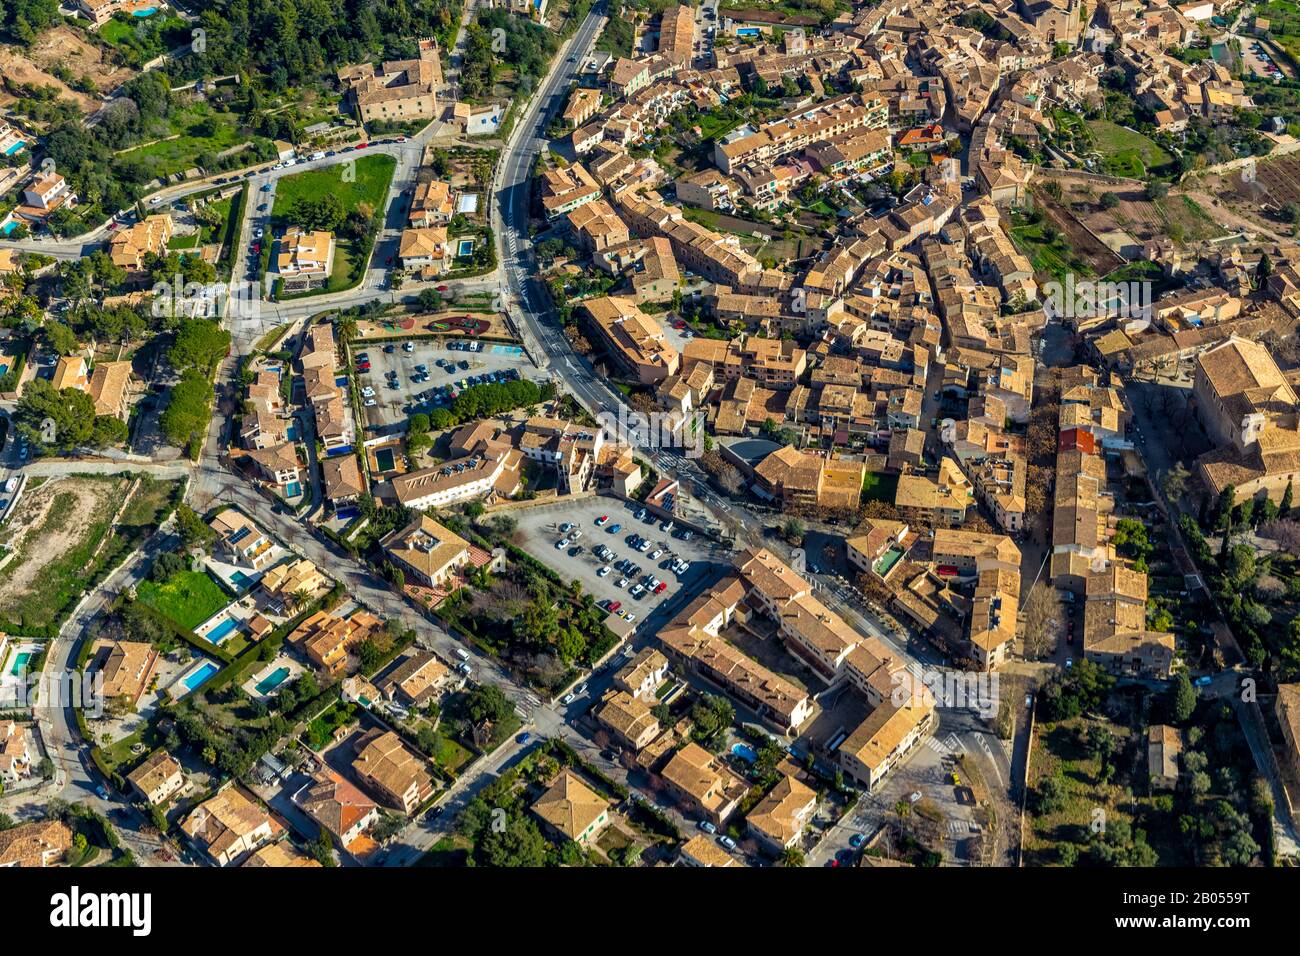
[731,743,757,763]
[205,617,239,643]
[285,481,303,497]
[286,425,299,440]
[229,570,253,589]
[183,661,219,692]
[327,445,354,457]
[0,223,15,236]
[0,363,9,378]
[335,507,358,521]
[491,345,523,356]
[335,376,349,387]
[2,141,24,156]
[132,6,157,15]
[255,666,292,695]
[457,239,475,256]
[9,651,31,676]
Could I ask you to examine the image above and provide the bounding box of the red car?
[595,515,609,526]
[653,582,667,595]
[356,142,369,149]
[608,600,622,613]
[437,285,449,291]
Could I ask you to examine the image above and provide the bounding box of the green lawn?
[862,471,898,503]
[272,153,396,222]
[1086,120,1173,178]
[1010,218,1096,285]
[137,570,231,630]
[272,153,395,298]
[116,105,249,181]
[200,195,234,244]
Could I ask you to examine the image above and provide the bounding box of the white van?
[455,648,471,662]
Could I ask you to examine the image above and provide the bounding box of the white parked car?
[616,577,629,589]
[363,398,377,407]
[556,538,570,549]
[598,565,611,577]
[631,584,645,597]
[361,386,375,397]
[650,548,664,559]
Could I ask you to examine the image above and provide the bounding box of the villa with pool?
[75,0,166,28]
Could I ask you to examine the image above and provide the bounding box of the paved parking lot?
[353,338,544,432]
[511,496,728,626]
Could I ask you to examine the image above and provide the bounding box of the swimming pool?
[132,6,157,15]
[731,743,757,763]
[285,481,303,498]
[0,222,15,236]
[230,570,254,590]
[2,140,24,156]
[9,651,32,676]
[457,238,475,257]
[183,661,219,692]
[286,424,299,441]
[255,666,292,695]
[374,448,396,471]
[205,617,240,643]
[491,345,523,356]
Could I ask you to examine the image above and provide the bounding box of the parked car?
[698,821,717,834]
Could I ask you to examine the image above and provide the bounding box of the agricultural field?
[1045,174,1227,248]
[1257,1,1300,62]
[0,476,181,635]
[1087,120,1175,178]
[1010,211,1102,284]
[115,103,253,182]
[1204,151,1300,227]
